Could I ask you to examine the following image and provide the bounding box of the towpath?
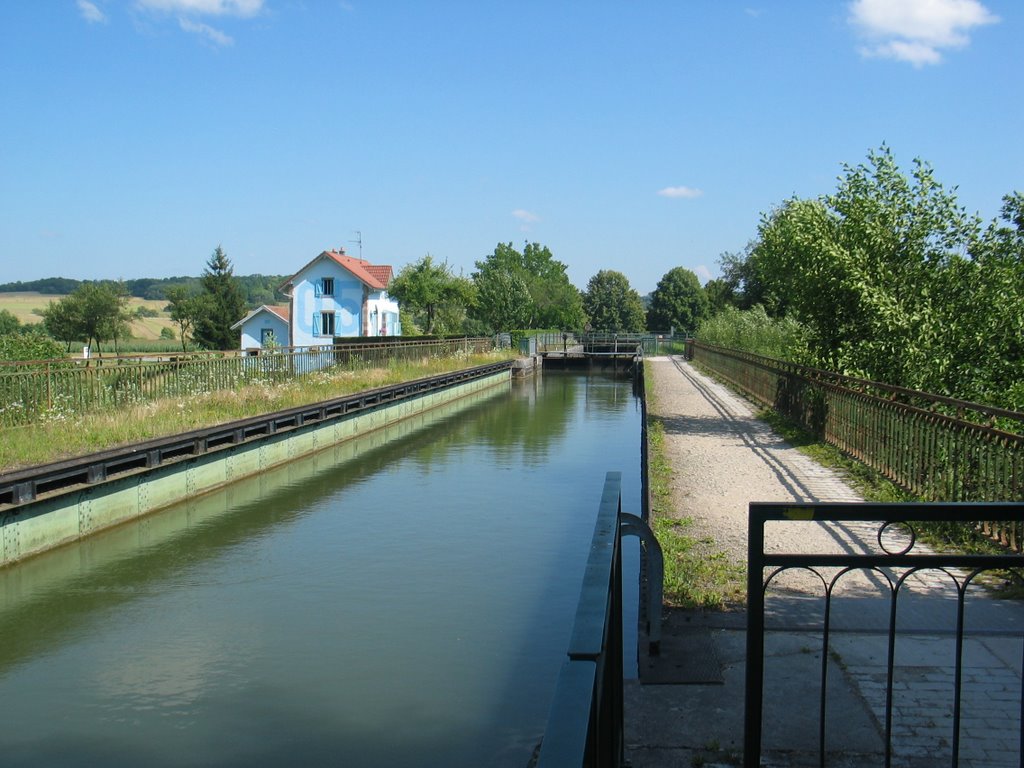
[626,356,1023,768]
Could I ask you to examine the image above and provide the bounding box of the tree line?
[0,273,286,306]
[387,242,708,337]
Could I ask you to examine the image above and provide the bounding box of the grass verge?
[1,352,513,472]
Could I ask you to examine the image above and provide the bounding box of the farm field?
[0,292,177,340]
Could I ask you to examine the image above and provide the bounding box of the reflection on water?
[0,372,641,767]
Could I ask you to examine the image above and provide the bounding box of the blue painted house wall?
[291,260,365,347]
[234,306,290,351]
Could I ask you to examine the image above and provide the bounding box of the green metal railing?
[692,342,1024,548]
[0,338,495,428]
[533,332,688,357]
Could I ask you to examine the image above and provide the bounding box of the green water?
[0,372,641,767]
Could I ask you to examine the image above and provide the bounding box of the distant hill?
[0,275,289,308]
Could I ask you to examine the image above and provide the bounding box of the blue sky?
[1,0,1020,295]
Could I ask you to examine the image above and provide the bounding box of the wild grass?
[0,352,513,471]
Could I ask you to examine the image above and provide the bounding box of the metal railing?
[692,342,1024,547]
[745,501,1024,768]
[0,338,495,427]
[536,471,625,768]
[532,333,687,358]
[0,360,514,507]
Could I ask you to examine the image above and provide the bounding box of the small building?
[235,249,401,351]
[232,305,290,350]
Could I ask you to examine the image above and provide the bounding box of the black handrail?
[536,471,625,767]
[744,501,1024,768]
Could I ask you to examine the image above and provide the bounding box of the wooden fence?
[691,341,1024,549]
[0,338,495,428]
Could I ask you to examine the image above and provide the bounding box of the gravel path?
[645,356,942,598]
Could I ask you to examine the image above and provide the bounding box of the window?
[320,311,336,336]
[317,277,334,297]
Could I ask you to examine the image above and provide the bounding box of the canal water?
[0,371,642,767]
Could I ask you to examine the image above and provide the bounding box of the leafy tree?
[41,281,131,355]
[165,285,204,353]
[192,246,247,351]
[646,267,709,333]
[42,293,83,351]
[473,270,533,331]
[930,192,1024,408]
[747,146,981,383]
[582,270,646,332]
[388,255,476,334]
[702,278,736,316]
[0,309,20,335]
[473,242,586,331]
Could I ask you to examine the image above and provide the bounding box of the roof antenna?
[350,230,363,260]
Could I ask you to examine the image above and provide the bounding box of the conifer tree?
[192,246,246,351]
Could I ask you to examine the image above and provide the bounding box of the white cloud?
[849,0,998,67]
[136,0,264,16]
[657,186,704,199]
[179,17,233,45]
[512,209,540,224]
[77,0,107,23]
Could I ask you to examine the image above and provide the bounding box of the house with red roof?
[233,248,401,351]
[232,304,290,349]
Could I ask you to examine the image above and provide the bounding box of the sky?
[1,0,1020,296]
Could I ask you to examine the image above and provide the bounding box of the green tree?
[192,246,247,350]
[0,309,21,335]
[41,281,131,355]
[931,192,1024,408]
[702,278,736,316]
[165,285,204,353]
[582,270,646,332]
[646,267,709,333]
[473,269,533,331]
[747,146,981,383]
[388,255,476,334]
[42,293,83,351]
[473,242,586,330]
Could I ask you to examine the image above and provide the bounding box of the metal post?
[744,505,766,768]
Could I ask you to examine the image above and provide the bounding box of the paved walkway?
[626,357,1024,767]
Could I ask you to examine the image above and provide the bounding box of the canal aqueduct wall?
[1,364,518,567]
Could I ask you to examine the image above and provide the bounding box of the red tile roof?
[266,305,290,322]
[323,250,392,290]
[279,248,394,292]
